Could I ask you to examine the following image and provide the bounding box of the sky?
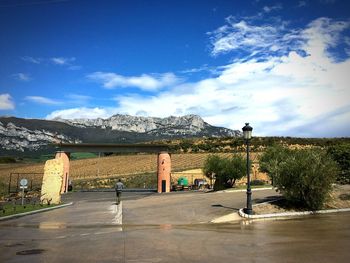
[0,0,350,137]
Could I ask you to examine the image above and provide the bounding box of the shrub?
[0,156,16,163]
[274,149,338,210]
[327,144,350,184]
[259,144,290,186]
[203,154,247,191]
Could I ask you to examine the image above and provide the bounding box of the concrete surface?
[1,190,350,262]
[0,202,73,222]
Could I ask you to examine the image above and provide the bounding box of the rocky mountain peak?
[55,114,208,133]
[0,114,241,154]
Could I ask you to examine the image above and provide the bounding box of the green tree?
[275,149,338,210]
[327,144,350,184]
[203,154,247,191]
[259,144,289,185]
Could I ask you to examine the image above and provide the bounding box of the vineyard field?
[0,152,262,193]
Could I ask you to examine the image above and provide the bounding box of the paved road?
[1,190,350,262]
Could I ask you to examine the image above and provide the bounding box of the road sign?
[19,178,28,206]
[20,178,28,187]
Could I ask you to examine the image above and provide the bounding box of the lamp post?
[242,123,253,215]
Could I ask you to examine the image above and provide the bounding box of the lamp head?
[242,123,253,140]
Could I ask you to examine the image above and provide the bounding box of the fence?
[8,173,44,194]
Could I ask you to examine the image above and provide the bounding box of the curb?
[78,188,157,193]
[218,187,273,193]
[0,202,74,221]
[238,207,350,219]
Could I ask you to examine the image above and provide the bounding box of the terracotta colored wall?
[55,151,70,193]
[157,152,171,193]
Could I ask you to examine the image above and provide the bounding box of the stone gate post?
[55,151,70,193]
[157,152,171,193]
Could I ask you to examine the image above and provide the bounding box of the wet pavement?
[1,191,350,262]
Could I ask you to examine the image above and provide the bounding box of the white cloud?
[68,65,82,70]
[87,72,179,91]
[12,73,31,82]
[0,94,15,110]
[51,57,76,65]
[21,56,41,64]
[47,107,115,120]
[208,16,301,57]
[25,96,61,105]
[47,17,350,137]
[302,17,349,60]
[263,4,282,13]
[21,56,81,70]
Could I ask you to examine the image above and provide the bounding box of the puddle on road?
[16,249,46,255]
[4,242,24,247]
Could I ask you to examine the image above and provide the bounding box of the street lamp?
[242,123,253,215]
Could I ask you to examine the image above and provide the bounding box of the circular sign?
[20,178,28,186]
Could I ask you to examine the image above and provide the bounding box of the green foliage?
[203,154,247,190]
[203,155,222,177]
[259,144,290,185]
[0,156,17,163]
[70,152,98,160]
[179,139,193,152]
[327,144,350,184]
[274,149,338,210]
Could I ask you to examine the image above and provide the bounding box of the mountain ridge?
[0,114,241,155]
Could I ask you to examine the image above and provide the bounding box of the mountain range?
[0,114,241,155]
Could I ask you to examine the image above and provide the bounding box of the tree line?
[203,143,349,210]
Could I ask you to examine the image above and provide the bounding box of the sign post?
[19,179,28,206]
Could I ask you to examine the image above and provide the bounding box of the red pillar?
[157,152,171,193]
[55,151,70,193]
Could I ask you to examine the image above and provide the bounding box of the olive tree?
[273,149,338,210]
[203,154,247,191]
[259,144,290,186]
[327,144,350,184]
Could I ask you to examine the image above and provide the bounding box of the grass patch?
[0,203,60,217]
[70,152,98,160]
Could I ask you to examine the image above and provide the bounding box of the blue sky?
[0,0,350,137]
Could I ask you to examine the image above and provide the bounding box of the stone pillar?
[41,158,64,204]
[55,151,70,193]
[157,152,171,193]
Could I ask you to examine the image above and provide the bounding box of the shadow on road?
[211,204,239,211]
[253,195,282,204]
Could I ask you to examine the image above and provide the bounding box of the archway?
[55,143,171,193]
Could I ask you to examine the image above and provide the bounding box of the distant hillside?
[0,114,241,156]
[156,136,350,153]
